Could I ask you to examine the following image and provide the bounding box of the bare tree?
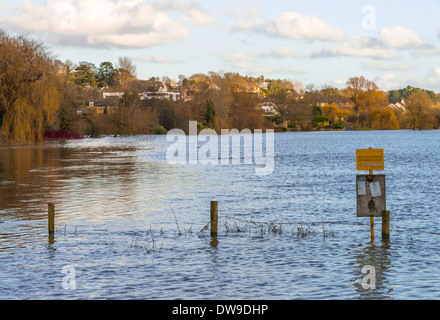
[114,56,137,89]
[320,85,341,105]
[346,76,379,111]
[267,80,306,128]
[404,91,435,130]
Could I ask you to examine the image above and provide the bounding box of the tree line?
[1,30,440,144]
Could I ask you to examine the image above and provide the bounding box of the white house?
[260,102,279,115]
[387,98,407,113]
[103,92,124,99]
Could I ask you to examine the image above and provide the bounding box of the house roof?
[85,100,117,107]
[387,102,407,113]
[388,97,405,104]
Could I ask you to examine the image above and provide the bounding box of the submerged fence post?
[382,210,390,240]
[48,203,55,235]
[210,201,218,237]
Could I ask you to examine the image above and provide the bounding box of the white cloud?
[217,49,275,75]
[332,78,347,88]
[429,66,440,78]
[267,12,345,42]
[278,65,304,74]
[421,66,440,89]
[219,50,258,72]
[162,0,216,26]
[221,51,250,62]
[260,46,302,58]
[363,60,411,71]
[379,25,424,49]
[234,19,264,32]
[312,36,395,59]
[0,0,211,48]
[228,61,274,76]
[412,46,440,56]
[375,73,407,91]
[375,67,440,92]
[245,65,275,76]
[87,28,189,48]
[232,60,255,69]
[219,50,285,76]
[133,55,180,64]
[230,1,264,32]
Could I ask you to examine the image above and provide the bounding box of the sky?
[2,0,440,91]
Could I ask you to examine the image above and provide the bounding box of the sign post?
[356,148,387,242]
[356,148,384,172]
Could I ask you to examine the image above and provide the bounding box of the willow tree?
[0,30,61,142]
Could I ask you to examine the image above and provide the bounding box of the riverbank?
[43,130,83,140]
[2,128,438,146]
[0,130,83,147]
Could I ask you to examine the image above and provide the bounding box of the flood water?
[1,130,440,300]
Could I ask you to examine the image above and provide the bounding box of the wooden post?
[48,203,55,235]
[382,210,390,240]
[210,201,218,237]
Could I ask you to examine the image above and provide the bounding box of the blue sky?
[2,0,440,91]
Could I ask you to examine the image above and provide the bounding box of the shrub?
[153,125,167,134]
[43,130,83,140]
[313,116,329,123]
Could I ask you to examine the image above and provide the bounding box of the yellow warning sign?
[356,149,384,171]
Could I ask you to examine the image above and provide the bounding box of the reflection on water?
[209,236,219,249]
[1,132,440,299]
[0,141,138,220]
[1,144,61,220]
[351,241,393,300]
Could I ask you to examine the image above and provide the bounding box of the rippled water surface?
[1,130,440,300]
